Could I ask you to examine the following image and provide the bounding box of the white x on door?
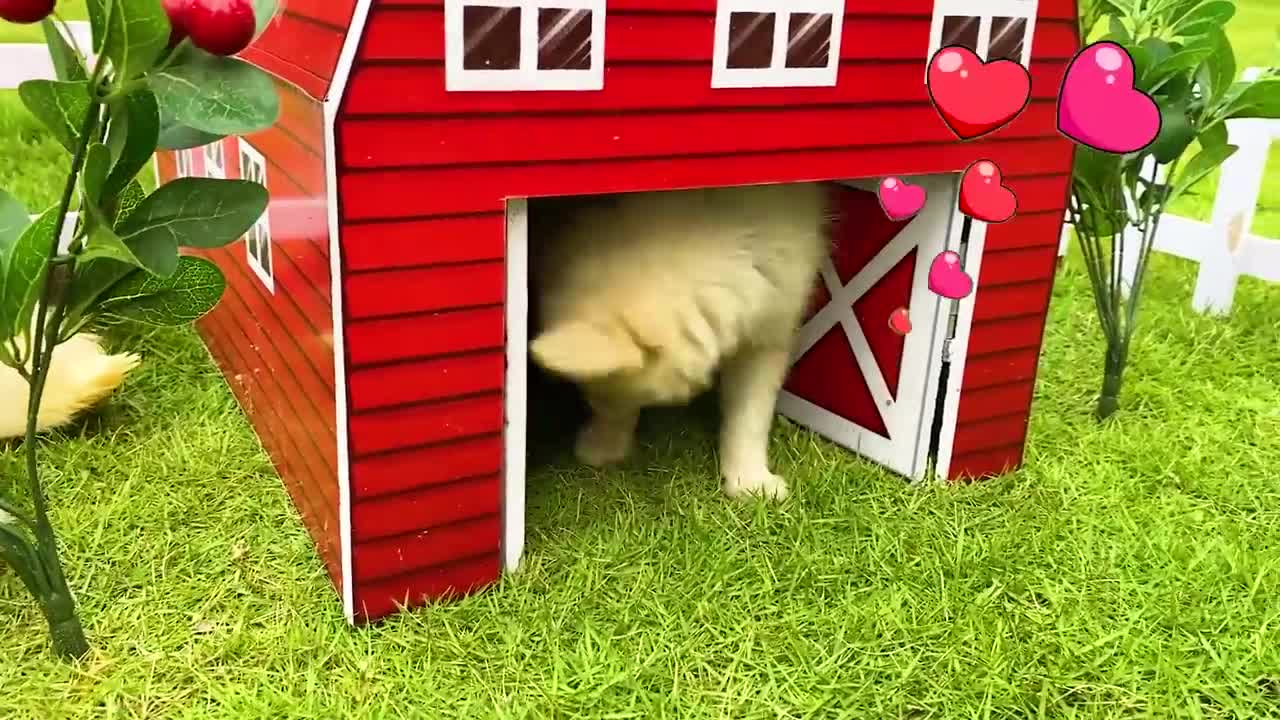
[778,175,963,480]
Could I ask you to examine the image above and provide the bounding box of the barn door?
[777,175,964,481]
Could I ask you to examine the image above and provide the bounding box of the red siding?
[240,0,359,100]
[334,0,1080,616]
[153,77,341,589]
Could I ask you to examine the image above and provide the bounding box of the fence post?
[1191,68,1275,315]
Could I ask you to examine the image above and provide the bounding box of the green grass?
[2,10,1280,719]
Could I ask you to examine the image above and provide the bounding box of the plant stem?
[22,99,101,661]
[1097,339,1128,421]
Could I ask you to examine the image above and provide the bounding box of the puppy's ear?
[529,321,644,380]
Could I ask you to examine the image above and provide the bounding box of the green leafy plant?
[1069,0,1279,420]
[0,0,279,659]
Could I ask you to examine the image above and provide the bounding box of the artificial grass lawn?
[2,30,1280,720]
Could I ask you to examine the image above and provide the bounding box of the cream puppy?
[529,182,832,501]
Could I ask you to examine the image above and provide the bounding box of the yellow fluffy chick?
[0,334,140,439]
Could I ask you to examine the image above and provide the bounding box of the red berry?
[0,0,56,24]
[184,0,256,57]
[162,0,193,47]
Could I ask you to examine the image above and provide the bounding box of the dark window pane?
[538,8,592,69]
[727,12,775,68]
[989,16,1027,61]
[786,13,833,68]
[463,5,521,70]
[261,232,272,276]
[941,15,979,53]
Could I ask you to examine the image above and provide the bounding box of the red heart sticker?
[959,159,1017,223]
[927,46,1031,141]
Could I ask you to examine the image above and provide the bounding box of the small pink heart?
[928,251,974,300]
[959,160,1017,223]
[876,177,927,221]
[1057,41,1160,154]
[888,307,912,336]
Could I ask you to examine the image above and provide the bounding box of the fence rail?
[1059,67,1279,317]
[0,22,94,89]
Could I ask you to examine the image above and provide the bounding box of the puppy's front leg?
[576,403,640,467]
[718,346,791,501]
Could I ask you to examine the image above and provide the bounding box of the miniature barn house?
[154,0,1079,623]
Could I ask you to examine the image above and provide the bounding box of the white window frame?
[711,0,845,89]
[444,0,606,92]
[174,148,194,178]
[239,140,275,294]
[203,139,227,179]
[928,0,1038,71]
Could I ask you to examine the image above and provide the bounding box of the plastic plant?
[1069,0,1279,419]
[0,0,280,659]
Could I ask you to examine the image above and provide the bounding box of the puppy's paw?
[574,419,633,467]
[722,468,790,502]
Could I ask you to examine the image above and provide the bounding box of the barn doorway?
[500,175,984,572]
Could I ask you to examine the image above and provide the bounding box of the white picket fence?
[1059,67,1279,317]
[0,22,94,89]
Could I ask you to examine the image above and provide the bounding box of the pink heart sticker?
[877,177,927,221]
[928,251,974,301]
[959,159,1017,224]
[927,46,1032,140]
[887,307,912,336]
[1057,41,1161,154]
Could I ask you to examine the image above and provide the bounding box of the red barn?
[154,0,1079,623]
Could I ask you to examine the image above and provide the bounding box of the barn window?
[928,0,1038,68]
[239,141,274,294]
[712,0,845,88]
[446,0,605,91]
[203,139,226,179]
[174,149,194,178]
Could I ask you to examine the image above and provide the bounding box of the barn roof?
[241,0,360,101]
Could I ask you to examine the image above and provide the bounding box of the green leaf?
[62,257,134,334]
[1149,100,1195,164]
[1225,79,1280,120]
[150,53,280,136]
[1173,0,1235,38]
[0,189,29,255]
[1171,143,1238,200]
[156,120,224,151]
[79,224,152,273]
[100,256,226,326]
[1200,29,1235,107]
[1,208,57,339]
[1107,16,1131,46]
[113,180,147,227]
[16,80,93,153]
[1199,120,1228,149]
[104,0,172,82]
[253,0,280,37]
[0,524,41,594]
[80,143,112,206]
[86,0,110,52]
[103,89,160,198]
[118,178,268,253]
[41,19,89,82]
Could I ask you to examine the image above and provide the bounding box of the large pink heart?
[1057,41,1161,154]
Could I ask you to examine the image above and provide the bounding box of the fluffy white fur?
[0,333,140,439]
[529,182,832,501]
